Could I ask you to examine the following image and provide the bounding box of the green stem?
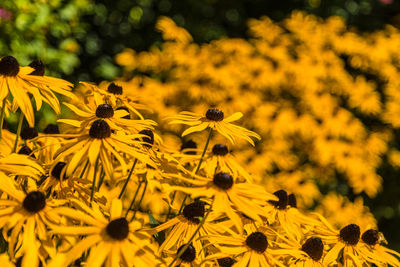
[0,98,7,141]
[165,191,177,222]
[118,158,138,199]
[178,128,212,214]
[90,157,100,204]
[79,159,89,179]
[194,127,213,174]
[96,169,106,192]
[131,179,147,222]
[168,197,214,267]
[125,181,143,217]
[12,112,24,153]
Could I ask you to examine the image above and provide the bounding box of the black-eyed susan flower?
[207,230,285,267]
[263,190,319,240]
[151,201,223,256]
[272,234,325,266]
[0,172,63,267]
[315,219,378,266]
[50,198,161,267]
[0,56,73,126]
[54,119,155,179]
[202,144,253,182]
[59,99,156,134]
[168,109,261,146]
[357,229,400,266]
[79,82,150,120]
[164,243,201,266]
[167,172,277,232]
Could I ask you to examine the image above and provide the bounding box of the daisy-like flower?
[59,98,156,134]
[0,56,74,126]
[168,109,261,146]
[207,229,285,267]
[164,243,202,266]
[263,190,319,240]
[202,144,253,182]
[272,234,325,267]
[80,82,150,120]
[54,119,155,179]
[151,201,223,256]
[167,172,277,232]
[50,198,161,267]
[0,172,63,267]
[315,218,380,266]
[357,229,400,266]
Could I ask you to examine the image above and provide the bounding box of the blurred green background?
[1,0,400,248]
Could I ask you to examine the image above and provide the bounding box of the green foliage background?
[1,0,400,247]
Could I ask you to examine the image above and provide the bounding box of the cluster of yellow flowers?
[115,12,400,228]
[0,11,398,267]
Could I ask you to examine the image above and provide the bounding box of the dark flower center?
[43,123,60,134]
[28,60,45,76]
[246,232,268,253]
[51,162,67,180]
[18,145,35,158]
[213,172,233,190]
[217,257,235,267]
[206,109,224,121]
[301,237,324,261]
[177,244,196,262]
[362,229,379,245]
[23,191,46,213]
[339,224,360,245]
[107,82,123,95]
[138,129,154,148]
[89,119,111,139]
[0,56,19,76]
[288,193,297,208]
[268,189,288,209]
[21,127,38,140]
[116,106,130,119]
[182,201,205,224]
[180,139,197,155]
[96,104,114,118]
[212,144,228,156]
[106,218,129,240]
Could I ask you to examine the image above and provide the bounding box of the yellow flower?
[168,109,261,146]
[0,172,63,267]
[55,119,154,179]
[315,217,383,266]
[357,229,400,267]
[203,143,253,183]
[263,190,319,240]
[168,172,277,232]
[59,99,156,134]
[80,81,150,120]
[0,57,74,126]
[50,198,161,267]
[207,229,285,267]
[151,201,223,256]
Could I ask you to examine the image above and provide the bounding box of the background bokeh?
[1,0,400,249]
